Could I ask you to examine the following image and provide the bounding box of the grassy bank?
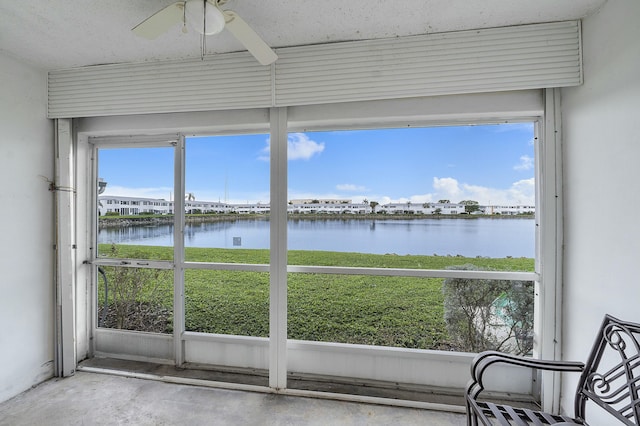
[97,244,534,350]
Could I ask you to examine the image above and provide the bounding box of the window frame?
[73,89,560,408]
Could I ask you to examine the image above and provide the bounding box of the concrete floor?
[0,372,467,425]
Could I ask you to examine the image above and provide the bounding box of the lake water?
[99,217,535,258]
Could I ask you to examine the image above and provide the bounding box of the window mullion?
[269,107,288,389]
[173,135,186,366]
[538,88,563,412]
[55,118,77,377]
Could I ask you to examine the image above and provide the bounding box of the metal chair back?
[575,315,640,425]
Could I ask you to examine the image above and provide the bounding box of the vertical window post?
[270,107,288,389]
[538,87,564,412]
[174,136,186,365]
[54,118,77,376]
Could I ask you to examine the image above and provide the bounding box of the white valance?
[48,21,581,118]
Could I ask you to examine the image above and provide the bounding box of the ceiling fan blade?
[223,10,277,65]
[132,2,186,40]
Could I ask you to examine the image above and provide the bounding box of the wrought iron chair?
[466,314,640,425]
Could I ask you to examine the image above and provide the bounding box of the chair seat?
[466,316,640,425]
[470,400,583,425]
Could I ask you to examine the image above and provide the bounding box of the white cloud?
[105,178,535,207]
[433,177,462,198]
[260,132,325,161]
[337,183,367,191]
[382,176,535,206]
[508,178,535,201]
[288,133,325,160]
[514,155,534,171]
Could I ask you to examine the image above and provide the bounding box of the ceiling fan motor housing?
[185,0,225,35]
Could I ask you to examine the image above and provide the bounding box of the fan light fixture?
[184,0,225,35]
[132,0,278,65]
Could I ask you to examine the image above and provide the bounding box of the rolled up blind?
[48,21,581,118]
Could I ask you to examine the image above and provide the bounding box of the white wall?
[0,53,54,403]
[560,0,640,417]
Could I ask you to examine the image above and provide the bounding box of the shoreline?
[98,213,534,228]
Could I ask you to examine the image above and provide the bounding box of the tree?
[442,264,534,355]
[434,208,442,215]
[99,244,171,333]
[459,200,480,214]
[369,200,379,214]
[438,199,450,204]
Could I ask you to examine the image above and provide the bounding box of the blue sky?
[100,123,535,206]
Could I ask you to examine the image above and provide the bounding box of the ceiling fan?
[132,0,277,65]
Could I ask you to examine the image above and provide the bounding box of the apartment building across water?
[99,196,535,216]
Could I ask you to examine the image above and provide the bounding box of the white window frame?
[69,89,562,411]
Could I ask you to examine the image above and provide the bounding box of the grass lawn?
[97,244,534,350]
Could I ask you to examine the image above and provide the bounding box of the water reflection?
[98,217,535,257]
[100,224,174,246]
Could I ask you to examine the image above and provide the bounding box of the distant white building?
[99,196,174,216]
[99,196,534,216]
[289,198,351,205]
[486,205,535,215]
[184,201,234,214]
[378,202,464,215]
[288,202,370,215]
[233,203,270,215]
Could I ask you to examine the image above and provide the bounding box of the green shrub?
[442,264,533,355]
[97,244,172,333]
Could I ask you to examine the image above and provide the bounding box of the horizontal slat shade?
[48,21,581,118]
[274,21,581,106]
[48,53,273,118]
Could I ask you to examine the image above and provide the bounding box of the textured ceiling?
[0,0,607,71]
